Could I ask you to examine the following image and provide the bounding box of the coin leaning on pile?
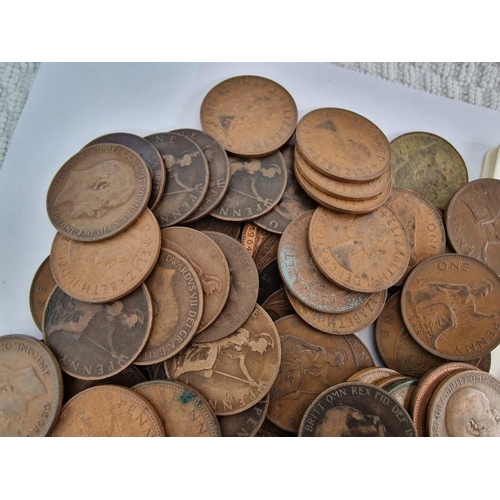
[3,73,498,436]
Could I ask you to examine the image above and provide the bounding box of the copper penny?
[133,379,221,437]
[43,284,153,380]
[427,370,500,437]
[375,374,413,389]
[85,132,166,211]
[410,362,480,437]
[261,288,294,322]
[254,232,280,272]
[344,334,375,371]
[446,178,500,275]
[268,314,360,433]
[186,215,242,240]
[29,256,56,332]
[256,418,296,437]
[170,128,230,223]
[295,108,391,183]
[166,304,281,416]
[133,248,203,365]
[278,211,372,314]
[240,222,269,257]
[195,231,259,343]
[298,382,416,437]
[257,259,283,304]
[211,151,288,221]
[50,207,161,303]
[145,132,209,227]
[390,131,468,211]
[160,227,231,333]
[218,392,269,437]
[384,378,418,412]
[347,367,400,384]
[47,143,152,242]
[308,205,411,293]
[200,75,298,158]
[51,385,165,436]
[294,146,391,200]
[253,144,317,234]
[386,187,446,285]
[401,254,500,360]
[0,334,63,436]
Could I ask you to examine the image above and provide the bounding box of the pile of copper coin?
[3,74,500,437]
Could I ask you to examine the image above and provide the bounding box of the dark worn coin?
[47,143,152,242]
[211,151,287,221]
[256,418,296,437]
[196,231,259,343]
[401,254,500,360]
[85,132,166,211]
[0,334,63,436]
[257,259,282,304]
[218,392,269,437]
[446,178,500,275]
[261,288,294,321]
[347,367,400,384]
[344,334,375,371]
[240,222,269,257]
[200,75,298,158]
[254,232,280,272]
[133,379,221,437]
[29,256,56,332]
[170,128,230,223]
[298,381,416,436]
[145,132,209,227]
[43,284,153,380]
[186,215,241,240]
[390,131,468,211]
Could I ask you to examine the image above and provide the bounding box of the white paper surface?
[1,62,500,378]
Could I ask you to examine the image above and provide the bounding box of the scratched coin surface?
[29,256,56,332]
[308,205,410,293]
[295,108,391,182]
[211,151,287,221]
[133,379,221,437]
[401,254,500,361]
[51,385,165,437]
[86,132,166,211]
[261,288,294,321]
[145,132,209,227]
[0,334,63,437]
[446,178,500,276]
[195,231,259,343]
[170,128,230,223]
[166,304,281,416]
[427,370,500,437]
[133,248,203,365]
[161,227,230,333]
[278,211,371,313]
[50,208,161,303]
[298,381,416,437]
[200,75,298,157]
[43,284,153,380]
[390,131,468,211]
[47,143,152,242]
[218,392,269,437]
[268,314,360,433]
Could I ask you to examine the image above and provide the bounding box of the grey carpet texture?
[1,62,500,170]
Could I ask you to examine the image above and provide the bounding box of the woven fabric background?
[1,62,500,169]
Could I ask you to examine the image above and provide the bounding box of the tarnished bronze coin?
[186,215,241,240]
[279,211,372,314]
[347,367,400,384]
[427,370,500,437]
[261,288,294,322]
[170,128,230,223]
[256,418,296,437]
[296,108,391,183]
[254,232,280,272]
[43,284,153,380]
[257,259,283,304]
[308,205,410,293]
[218,392,269,437]
[85,132,166,211]
[29,256,56,332]
[240,222,269,257]
[133,248,203,365]
[211,151,288,221]
[47,143,152,242]
[401,254,500,361]
[384,378,418,412]
[253,144,317,234]
[298,382,416,436]
[166,304,281,416]
[446,178,500,275]
[200,75,298,158]
[133,379,221,437]
[0,334,63,436]
[344,334,375,371]
[386,187,446,285]
[195,231,259,343]
[145,132,209,227]
[390,131,468,211]
[160,227,231,334]
[51,385,165,436]
[268,314,360,433]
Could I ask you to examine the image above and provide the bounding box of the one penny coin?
[257,259,283,304]
[200,75,298,157]
[186,215,242,241]
[344,334,375,371]
[29,256,56,332]
[218,392,269,437]
[47,143,152,242]
[347,367,400,384]
[240,222,269,257]
[261,288,294,322]
[254,232,280,272]
[384,378,418,412]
